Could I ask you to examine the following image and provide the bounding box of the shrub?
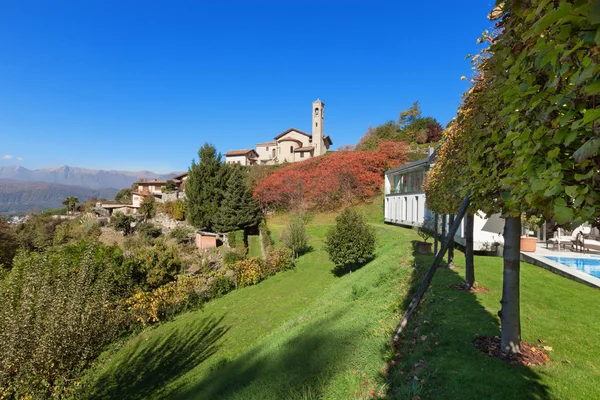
[234,257,264,287]
[280,216,310,258]
[0,218,18,269]
[162,200,186,221]
[0,242,123,398]
[125,242,183,290]
[169,226,194,244]
[263,248,294,276]
[138,195,157,221]
[112,211,136,236]
[415,214,435,243]
[137,221,162,243]
[223,248,246,266]
[324,208,376,271]
[210,276,235,298]
[125,274,204,327]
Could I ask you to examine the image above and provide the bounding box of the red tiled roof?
[295,146,314,152]
[225,149,258,157]
[274,128,312,140]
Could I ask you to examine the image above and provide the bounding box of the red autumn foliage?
[253,141,409,211]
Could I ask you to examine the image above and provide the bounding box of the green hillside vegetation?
[78,199,600,399]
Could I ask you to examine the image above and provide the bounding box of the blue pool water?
[545,257,600,279]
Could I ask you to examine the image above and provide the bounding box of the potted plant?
[520,214,542,252]
[414,215,435,253]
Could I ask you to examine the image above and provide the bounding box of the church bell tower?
[312,99,325,156]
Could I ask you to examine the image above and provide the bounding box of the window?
[266,146,269,151]
[290,146,293,153]
[300,152,304,158]
[315,122,318,127]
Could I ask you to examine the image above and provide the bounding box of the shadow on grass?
[385,239,550,399]
[174,310,358,400]
[331,257,375,277]
[86,314,229,400]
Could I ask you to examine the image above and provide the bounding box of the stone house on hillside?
[225,99,333,165]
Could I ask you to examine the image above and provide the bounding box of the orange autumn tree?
[254,141,409,211]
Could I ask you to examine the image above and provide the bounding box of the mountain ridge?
[0,165,183,190]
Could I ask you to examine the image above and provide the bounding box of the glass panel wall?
[388,166,428,194]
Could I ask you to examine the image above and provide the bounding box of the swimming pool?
[545,256,600,279]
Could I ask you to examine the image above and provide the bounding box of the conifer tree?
[214,165,261,232]
[185,143,226,230]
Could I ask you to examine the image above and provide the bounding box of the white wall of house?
[256,142,277,164]
[277,139,302,163]
[225,155,251,165]
[132,194,143,208]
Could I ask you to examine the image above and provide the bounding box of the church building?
[225,99,333,165]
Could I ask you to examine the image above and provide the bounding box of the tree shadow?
[385,238,550,399]
[174,310,358,399]
[86,314,229,399]
[331,256,375,277]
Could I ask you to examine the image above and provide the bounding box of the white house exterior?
[224,149,259,166]
[225,99,333,166]
[384,149,506,251]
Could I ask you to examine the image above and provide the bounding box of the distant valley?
[0,166,183,214]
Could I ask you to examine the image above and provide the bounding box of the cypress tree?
[214,165,261,233]
[185,143,226,230]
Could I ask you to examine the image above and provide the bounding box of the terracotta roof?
[172,172,188,180]
[295,146,314,152]
[256,141,276,146]
[225,149,258,157]
[274,128,312,140]
[138,180,169,185]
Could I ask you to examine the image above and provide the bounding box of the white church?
[225,99,333,165]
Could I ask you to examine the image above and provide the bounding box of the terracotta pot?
[520,236,537,252]
[418,242,432,254]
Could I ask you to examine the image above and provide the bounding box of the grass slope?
[82,198,600,399]
[389,250,600,399]
[84,199,414,399]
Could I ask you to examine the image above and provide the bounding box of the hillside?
[80,201,600,399]
[0,179,118,213]
[0,165,180,190]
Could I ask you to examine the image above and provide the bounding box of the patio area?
[520,243,600,289]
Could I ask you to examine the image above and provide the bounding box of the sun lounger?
[578,234,600,253]
[546,228,574,250]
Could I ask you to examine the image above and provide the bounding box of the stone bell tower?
[312,99,325,156]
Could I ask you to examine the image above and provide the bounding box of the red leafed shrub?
[254,141,409,211]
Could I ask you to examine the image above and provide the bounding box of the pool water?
[545,257,600,279]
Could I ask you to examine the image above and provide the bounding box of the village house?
[131,174,186,207]
[225,99,333,165]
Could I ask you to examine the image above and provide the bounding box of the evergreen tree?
[185,143,227,230]
[214,165,261,232]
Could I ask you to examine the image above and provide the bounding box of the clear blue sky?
[0,0,493,173]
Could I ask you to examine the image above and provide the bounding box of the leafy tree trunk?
[465,214,475,289]
[500,216,521,354]
[447,215,455,267]
[433,214,439,255]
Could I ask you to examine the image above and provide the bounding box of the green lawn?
[246,235,262,258]
[81,200,600,399]
[387,249,600,399]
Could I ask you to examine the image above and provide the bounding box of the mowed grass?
[82,197,600,399]
[388,248,600,400]
[83,198,418,399]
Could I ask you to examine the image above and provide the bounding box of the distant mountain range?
[0,165,181,190]
[0,179,119,214]
[0,165,184,215]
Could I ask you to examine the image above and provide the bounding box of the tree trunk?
[500,216,522,354]
[447,215,455,267]
[441,215,447,244]
[465,214,475,289]
[433,214,439,255]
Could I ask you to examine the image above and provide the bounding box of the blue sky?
[0,1,493,173]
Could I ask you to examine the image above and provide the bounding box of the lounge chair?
[546,228,576,250]
[577,232,600,253]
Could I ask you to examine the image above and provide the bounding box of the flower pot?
[520,236,537,252]
[417,242,432,254]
